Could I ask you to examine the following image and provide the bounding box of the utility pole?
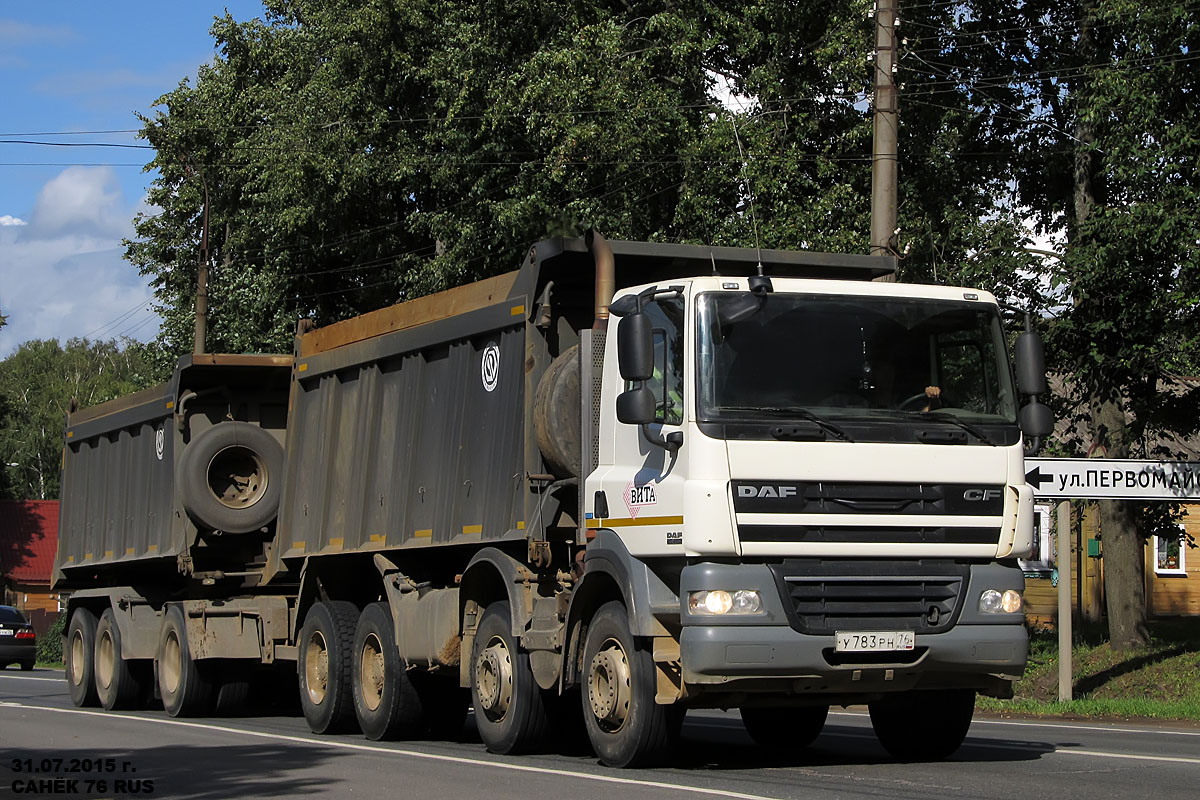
[193,170,211,355]
[871,0,899,282]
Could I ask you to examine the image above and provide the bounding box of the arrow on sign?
[1025,466,1054,489]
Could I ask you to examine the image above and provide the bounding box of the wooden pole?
[1057,500,1073,701]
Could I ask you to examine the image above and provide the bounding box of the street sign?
[1024,457,1200,501]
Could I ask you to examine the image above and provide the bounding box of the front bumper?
[677,560,1028,695]
[680,622,1027,692]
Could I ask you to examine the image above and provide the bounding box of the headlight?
[688,590,763,615]
[979,589,1023,614]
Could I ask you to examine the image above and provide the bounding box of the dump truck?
[55,234,1053,767]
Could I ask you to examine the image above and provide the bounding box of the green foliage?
[36,612,66,666]
[0,339,153,500]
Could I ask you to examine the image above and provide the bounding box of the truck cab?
[580,270,1045,760]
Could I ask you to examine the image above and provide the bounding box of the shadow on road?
[667,717,1055,771]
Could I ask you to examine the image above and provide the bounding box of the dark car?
[0,605,36,670]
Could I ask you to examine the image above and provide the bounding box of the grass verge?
[978,618,1200,722]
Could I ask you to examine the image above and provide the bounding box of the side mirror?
[1014,332,1048,395]
[617,312,654,381]
[616,386,655,425]
[1019,401,1054,439]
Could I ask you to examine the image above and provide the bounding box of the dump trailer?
[56,235,1052,767]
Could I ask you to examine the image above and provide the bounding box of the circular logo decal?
[481,342,501,392]
[155,425,165,461]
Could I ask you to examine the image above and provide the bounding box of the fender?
[458,547,536,686]
[560,530,680,690]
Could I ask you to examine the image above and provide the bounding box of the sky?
[0,2,266,357]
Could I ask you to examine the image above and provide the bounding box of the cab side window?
[642,297,685,425]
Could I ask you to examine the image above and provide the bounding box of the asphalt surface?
[2,667,1198,800]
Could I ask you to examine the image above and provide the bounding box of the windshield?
[696,292,1017,424]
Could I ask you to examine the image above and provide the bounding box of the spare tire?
[178,421,285,533]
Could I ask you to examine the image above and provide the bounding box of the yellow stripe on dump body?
[414,529,433,539]
[511,305,526,316]
[462,524,483,535]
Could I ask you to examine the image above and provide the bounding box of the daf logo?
[739,485,798,498]
[963,489,1002,502]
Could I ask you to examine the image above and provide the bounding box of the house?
[0,499,61,636]
[1022,501,1199,627]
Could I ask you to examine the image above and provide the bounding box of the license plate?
[835,631,914,652]
[0,629,12,636]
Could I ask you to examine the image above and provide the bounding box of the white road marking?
[0,702,782,800]
[0,675,66,683]
[830,710,1200,737]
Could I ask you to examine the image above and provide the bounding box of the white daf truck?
[56,235,1051,769]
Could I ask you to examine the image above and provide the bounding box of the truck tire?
[470,601,550,754]
[178,421,284,534]
[580,601,681,768]
[740,705,828,752]
[297,601,359,734]
[869,689,975,760]
[352,602,424,741]
[411,671,469,741]
[95,608,150,710]
[65,608,100,708]
[157,605,215,717]
[533,345,581,478]
[214,664,253,716]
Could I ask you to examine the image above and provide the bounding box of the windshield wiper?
[718,406,856,442]
[896,410,997,446]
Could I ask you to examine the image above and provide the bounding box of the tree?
[0,339,152,500]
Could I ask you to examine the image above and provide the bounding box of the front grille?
[732,481,1005,516]
[739,525,998,545]
[770,559,968,635]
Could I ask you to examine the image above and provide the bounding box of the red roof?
[0,500,59,585]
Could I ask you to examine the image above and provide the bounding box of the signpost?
[1024,458,1200,501]
[1023,457,1198,701]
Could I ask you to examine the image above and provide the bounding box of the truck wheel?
[869,689,975,760]
[740,705,828,752]
[214,664,253,716]
[297,601,359,734]
[352,602,424,740]
[65,608,100,707]
[581,601,681,768]
[157,605,215,717]
[178,421,284,534]
[471,601,550,754]
[411,672,469,740]
[95,609,150,710]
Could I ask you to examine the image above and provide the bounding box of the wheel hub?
[161,631,182,694]
[305,630,330,704]
[69,631,85,685]
[588,638,631,729]
[475,637,513,718]
[360,632,386,712]
[96,630,114,690]
[207,445,267,509]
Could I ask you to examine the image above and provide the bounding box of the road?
[2,667,1198,800]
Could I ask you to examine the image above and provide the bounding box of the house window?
[1154,525,1187,576]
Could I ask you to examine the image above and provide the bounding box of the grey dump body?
[55,354,292,588]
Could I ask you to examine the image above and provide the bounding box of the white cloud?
[0,19,79,46]
[0,168,160,356]
[0,215,27,226]
[27,166,133,240]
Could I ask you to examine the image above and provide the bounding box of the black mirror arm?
[641,425,683,453]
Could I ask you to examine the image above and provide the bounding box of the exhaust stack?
[586,229,615,329]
